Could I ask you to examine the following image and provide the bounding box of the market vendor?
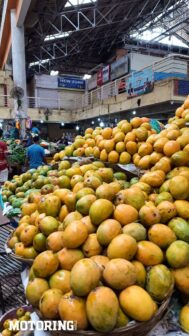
[0,129,10,185]
[9,122,20,139]
[26,135,47,169]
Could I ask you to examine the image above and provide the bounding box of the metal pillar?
[10,9,27,138]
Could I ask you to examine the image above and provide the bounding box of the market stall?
[1,96,189,335]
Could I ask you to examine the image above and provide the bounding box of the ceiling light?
[29,59,50,68]
[99,121,104,127]
[98,118,101,121]
[40,120,44,123]
[83,74,91,80]
[76,125,80,130]
[50,70,59,76]
[132,111,136,115]
[91,121,94,125]
[61,122,64,126]
[44,31,71,42]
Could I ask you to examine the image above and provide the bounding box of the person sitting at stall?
[0,129,10,186]
[26,135,47,169]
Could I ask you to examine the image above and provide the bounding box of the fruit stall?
[1,96,189,336]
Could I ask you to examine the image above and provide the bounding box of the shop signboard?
[102,65,110,83]
[111,55,129,80]
[127,66,154,97]
[174,79,189,96]
[58,76,85,90]
[97,69,103,86]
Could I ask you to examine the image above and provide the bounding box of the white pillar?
[10,9,27,137]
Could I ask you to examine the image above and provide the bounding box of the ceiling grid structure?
[15,0,189,74]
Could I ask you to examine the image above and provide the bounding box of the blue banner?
[174,80,189,96]
[58,76,85,90]
[127,67,154,96]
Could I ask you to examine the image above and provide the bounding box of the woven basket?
[35,290,172,336]
[0,305,33,331]
[5,234,34,266]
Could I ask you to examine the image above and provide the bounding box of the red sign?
[97,69,103,86]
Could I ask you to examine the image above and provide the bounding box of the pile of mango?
[52,116,157,165]
[1,307,31,336]
[6,157,189,333]
[5,96,189,334]
[52,97,189,174]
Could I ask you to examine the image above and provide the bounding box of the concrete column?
[10,9,27,137]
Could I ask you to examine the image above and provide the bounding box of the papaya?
[103,258,136,290]
[146,264,174,301]
[86,286,119,332]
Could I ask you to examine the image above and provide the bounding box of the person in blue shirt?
[26,128,33,147]
[32,124,40,135]
[26,135,47,169]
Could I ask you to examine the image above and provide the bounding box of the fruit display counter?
[1,96,189,335]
